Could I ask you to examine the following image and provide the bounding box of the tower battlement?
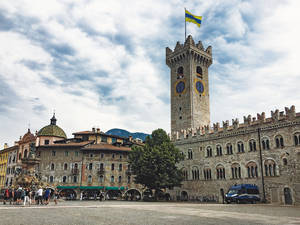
[171,105,298,141]
[166,35,212,68]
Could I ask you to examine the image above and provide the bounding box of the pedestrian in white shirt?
[37,187,43,205]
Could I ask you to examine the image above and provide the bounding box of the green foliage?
[128,129,184,191]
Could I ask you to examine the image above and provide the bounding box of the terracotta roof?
[73,131,94,135]
[40,141,93,148]
[82,143,131,152]
[72,130,126,139]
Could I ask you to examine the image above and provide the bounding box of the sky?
[0,0,300,147]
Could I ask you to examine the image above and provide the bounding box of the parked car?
[225,184,260,204]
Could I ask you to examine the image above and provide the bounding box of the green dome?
[37,114,67,139]
[38,124,67,138]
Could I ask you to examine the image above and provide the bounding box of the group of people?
[3,186,59,206]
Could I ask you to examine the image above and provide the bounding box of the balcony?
[97,169,105,175]
[72,168,79,175]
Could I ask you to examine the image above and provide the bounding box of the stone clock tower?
[166,35,213,134]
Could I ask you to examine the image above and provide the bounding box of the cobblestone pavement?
[0,201,300,225]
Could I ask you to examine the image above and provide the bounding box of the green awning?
[57,186,78,189]
[79,186,104,190]
[105,186,124,191]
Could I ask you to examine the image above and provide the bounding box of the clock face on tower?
[196,81,204,93]
[176,81,185,93]
[194,78,205,95]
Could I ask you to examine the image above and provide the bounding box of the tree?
[128,129,184,198]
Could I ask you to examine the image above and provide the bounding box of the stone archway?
[59,189,77,200]
[125,189,142,201]
[284,187,293,205]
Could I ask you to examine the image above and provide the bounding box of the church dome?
[37,114,67,139]
[20,129,36,143]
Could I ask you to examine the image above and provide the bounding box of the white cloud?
[0,0,300,147]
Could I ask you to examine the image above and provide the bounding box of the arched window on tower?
[64,163,68,170]
[50,163,55,171]
[177,66,184,79]
[196,66,203,78]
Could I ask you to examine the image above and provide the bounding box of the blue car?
[225,184,260,204]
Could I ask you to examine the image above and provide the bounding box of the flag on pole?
[185,9,202,28]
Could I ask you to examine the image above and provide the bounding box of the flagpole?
[184,8,186,41]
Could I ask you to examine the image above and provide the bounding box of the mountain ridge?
[106,128,149,142]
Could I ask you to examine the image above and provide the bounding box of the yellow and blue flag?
[185,9,202,28]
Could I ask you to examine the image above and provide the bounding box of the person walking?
[37,187,43,205]
[44,188,50,205]
[23,188,30,206]
[53,189,59,205]
[3,188,9,205]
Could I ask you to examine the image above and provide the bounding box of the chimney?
[96,128,100,133]
[92,127,96,133]
[129,136,133,141]
[4,143,8,149]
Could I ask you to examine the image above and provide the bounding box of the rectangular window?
[75,151,79,157]
[52,151,56,156]
[44,140,49,145]
[65,151,69,157]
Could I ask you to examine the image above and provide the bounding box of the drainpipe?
[257,128,266,203]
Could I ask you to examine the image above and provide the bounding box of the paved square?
[0,201,299,225]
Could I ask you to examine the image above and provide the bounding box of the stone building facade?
[166,36,300,205]
[37,127,143,199]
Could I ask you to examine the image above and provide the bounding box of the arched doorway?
[59,189,77,200]
[284,187,293,205]
[125,189,141,201]
[181,191,188,201]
